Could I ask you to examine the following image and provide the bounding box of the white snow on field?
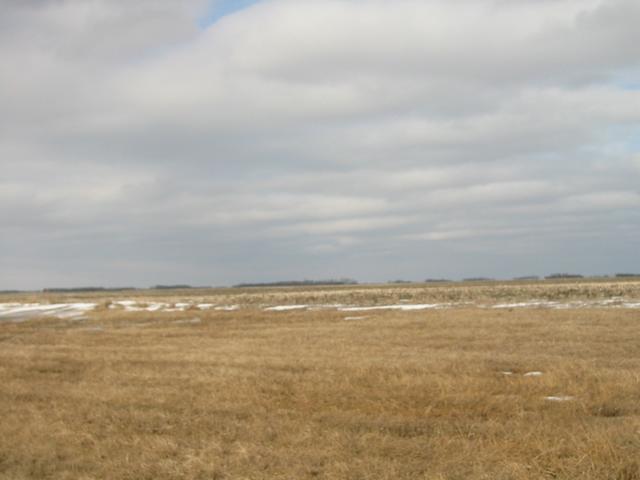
[146,303,169,312]
[599,297,624,305]
[492,301,560,309]
[265,305,309,311]
[100,298,640,314]
[308,304,345,310]
[110,301,208,312]
[0,303,96,321]
[501,371,545,377]
[109,301,241,312]
[339,304,446,312]
[344,316,368,321]
[111,300,162,312]
[0,302,37,312]
[3,294,640,322]
[109,300,138,310]
[215,305,239,311]
[491,299,640,309]
[0,299,239,321]
[264,304,348,311]
[545,395,574,402]
[113,300,137,307]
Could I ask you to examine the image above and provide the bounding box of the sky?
[1,0,640,290]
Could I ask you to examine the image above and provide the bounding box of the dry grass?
[1,285,640,479]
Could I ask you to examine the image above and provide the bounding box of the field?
[1,279,640,479]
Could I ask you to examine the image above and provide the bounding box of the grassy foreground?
[1,290,640,478]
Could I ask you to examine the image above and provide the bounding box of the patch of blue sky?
[198,0,263,28]
[618,81,640,91]
[628,136,640,153]
[610,69,640,91]
[601,125,640,155]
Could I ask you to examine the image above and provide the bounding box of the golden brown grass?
[1,286,640,479]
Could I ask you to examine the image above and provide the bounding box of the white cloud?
[1,0,640,288]
[271,216,412,236]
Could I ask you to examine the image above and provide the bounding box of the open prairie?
[1,279,640,479]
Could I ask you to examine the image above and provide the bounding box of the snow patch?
[265,305,308,311]
[492,301,559,309]
[215,305,239,311]
[0,303,96,321]
[114,300,137,307]
[491,299,640,310]
[308,304,345,310]
[545,396,574,402]
[110,301,222,312]
[339,304,444,312]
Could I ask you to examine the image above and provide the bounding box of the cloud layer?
[2,0,639,288]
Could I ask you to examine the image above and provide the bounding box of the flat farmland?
[1,280,640,479]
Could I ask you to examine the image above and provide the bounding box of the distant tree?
[43,287,136,293]
[234,279,358,288]
[43,287,106,293]
[153,285,193,290]
[544,273,584,279]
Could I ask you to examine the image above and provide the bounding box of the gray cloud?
[1,0,639,289]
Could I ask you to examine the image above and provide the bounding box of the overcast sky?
[1,0,639,289]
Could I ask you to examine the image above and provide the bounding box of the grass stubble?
[1,282,640,479]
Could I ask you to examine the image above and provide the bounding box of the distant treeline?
[43,287,136,293]
[234,279,358,288]
[544,273,584,279]
[11,274,640,294]
[153,285,198,290]
[41,285,214,293]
